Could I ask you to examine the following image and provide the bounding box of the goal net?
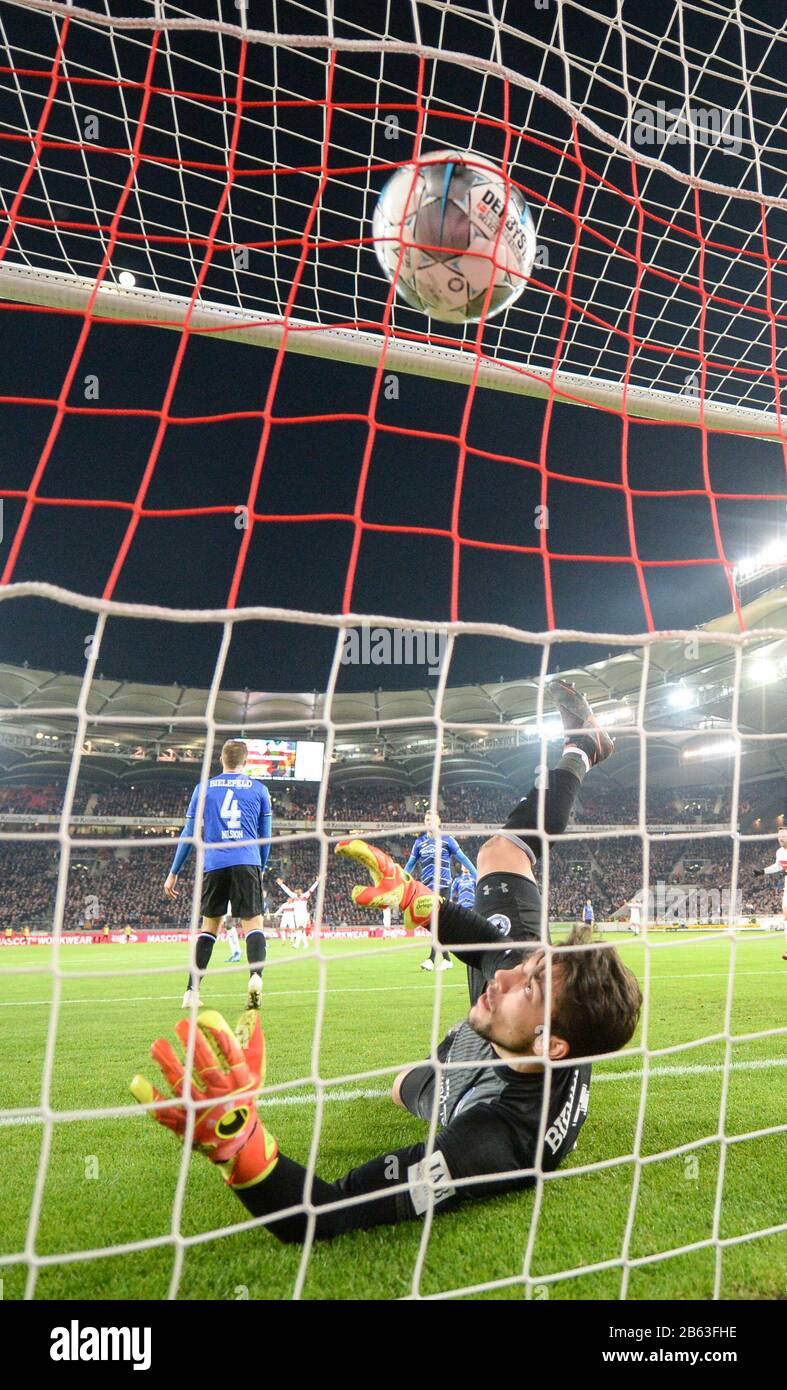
[0,0,785,1302]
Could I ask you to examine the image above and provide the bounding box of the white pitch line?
[0,982,465,1007]
[262,1056,787,1106]
[0,966,782,1009]
[3,1057,786,1127]
[595,1056,787,1083]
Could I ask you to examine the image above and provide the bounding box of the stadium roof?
[0,586,786,794]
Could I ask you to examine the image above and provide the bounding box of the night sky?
[0,0,784,695]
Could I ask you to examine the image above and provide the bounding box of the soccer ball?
[372,149,536,324]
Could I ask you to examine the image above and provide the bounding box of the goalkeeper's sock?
[500,764,585,862]
[561,740,596,777]
[556,746,592,783]
[188,930,215,991]
[246,927,266,979]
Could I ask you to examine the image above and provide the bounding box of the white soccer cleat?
[181,988,203,1010]
[247,972,263,1010]
[420,959,435,971]
[438,957,453,970]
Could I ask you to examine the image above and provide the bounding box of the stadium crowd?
[0,778,751,828]
[0,777,780,931]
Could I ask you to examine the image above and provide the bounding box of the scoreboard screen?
[243,738,324,782]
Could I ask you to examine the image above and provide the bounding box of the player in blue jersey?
[406,810,476,971]
[582,899,594,929]
[164,739,272,1011]
[450,864,477,910]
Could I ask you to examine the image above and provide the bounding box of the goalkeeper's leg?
[483,680,613,875]
[493,756,587,863]
[458,692,611,1002]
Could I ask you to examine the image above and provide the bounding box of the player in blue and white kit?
[450,864,477,909]
[164,739,272,1011]
[406,810,476,971]
[582,899,594,929]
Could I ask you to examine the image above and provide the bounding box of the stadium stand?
[0,777,780,932]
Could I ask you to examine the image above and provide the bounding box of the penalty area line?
[0,968,782,1009]
[262,1054,787,1107]
[3,1057,786,1126]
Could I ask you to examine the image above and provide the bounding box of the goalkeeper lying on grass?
[131,730,642,1240]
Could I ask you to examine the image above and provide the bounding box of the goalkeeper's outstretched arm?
[435,897,527,974]
[132,843,640,1245]
[131,1009,534,1243]
[335,837,528,981]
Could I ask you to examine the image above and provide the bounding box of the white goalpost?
[0,0,786,1303]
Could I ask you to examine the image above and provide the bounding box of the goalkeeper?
[132,688,641,1240]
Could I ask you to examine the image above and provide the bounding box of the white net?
[0,0,785,1302]
[1,598,786,1300]
[0,0,786,425]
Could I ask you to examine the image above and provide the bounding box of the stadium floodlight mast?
[595,706,634,729]
[749,659,780,685]
[0,0,786,1307]
[682,738,740,761]
[669,685,696,709]
[733,543,787,590]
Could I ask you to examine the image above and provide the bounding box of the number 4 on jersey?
[220,789,242,832]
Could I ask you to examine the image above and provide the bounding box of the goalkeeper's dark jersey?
[396,1019,591,1215]
[396,872,590,1213]
[409,1018,589,1152]
[238,871,592,1241]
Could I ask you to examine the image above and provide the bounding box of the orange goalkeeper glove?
[130,1009,279,1190]
[335,838,441,932]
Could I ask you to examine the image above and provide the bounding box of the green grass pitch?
[1,930,784,1301]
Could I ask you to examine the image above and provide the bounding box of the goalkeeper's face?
[469,950,562,1058]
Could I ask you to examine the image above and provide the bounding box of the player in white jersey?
[275,878,319,949]
[754,828,787,956]
[274,899,297,942]
[627,899,642,935]
[223,905,242,962]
